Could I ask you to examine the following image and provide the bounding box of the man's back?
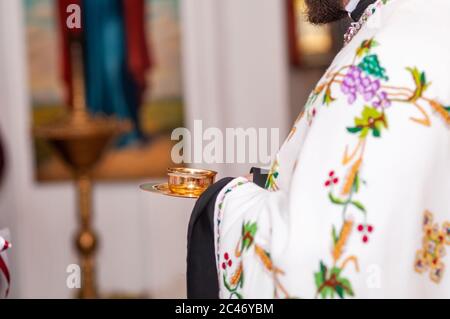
[213,0,449,299]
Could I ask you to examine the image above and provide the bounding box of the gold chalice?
[140,168,217,199]
[167,168,217,197]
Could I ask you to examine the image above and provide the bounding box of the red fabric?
[122,0,154,92]
[0,255,10,297]
[1,241,9,252]
[57,0,82,108]
[287,0,301,67]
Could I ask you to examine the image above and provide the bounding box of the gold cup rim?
[167,167,217,178]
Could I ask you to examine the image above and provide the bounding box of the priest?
[188,0,450,299]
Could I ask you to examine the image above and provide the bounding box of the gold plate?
[139,182,199,199]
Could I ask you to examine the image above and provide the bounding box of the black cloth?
[250,167,269,189]
[186,168,268,299]
[186,177,234,299]
[350,0,377,21]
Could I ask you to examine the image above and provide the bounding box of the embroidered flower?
[415,211,450,283]
[222,252,233,270]
[347,106,388,138]
[357,224,374,243]
[308,35,449,298]
[324,171,339,187]
[444,222,450,245]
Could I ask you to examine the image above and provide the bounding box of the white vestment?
[214,0,450,299]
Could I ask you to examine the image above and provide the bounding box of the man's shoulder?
[386,0,450,24]
[353,0,450,94]
[342,0,450,67]
[377,0,450,54]
[324,0,450,135]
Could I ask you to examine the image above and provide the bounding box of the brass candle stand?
[34,44,131,298]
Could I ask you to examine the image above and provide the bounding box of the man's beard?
[304,0,347,25]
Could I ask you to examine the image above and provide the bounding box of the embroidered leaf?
[323,88,336,106]
[421,72,427,86]
[330,266,342,277]
[306,92,320,107]
[315,262,356,299]
[321,286,334,299]
[353,106,387,138]
[314,271,324,289]
[352,173,360,193]
[223,273,237,293]
[356,38,378,58]
[347,126,363,134]
[444,106,450,113]
[315,261,328,296]
[333,269,355,299]
[335,285,345,299]
[351,200,367,213]
[372,127,381,137]
[328,193,347,205]
[407,67,431,101]
[315,264,356,299]
[320,261,327,280]
[339,278,355,297]
[265,161,280,191]
[241,221,258,251]
[332,226,339,245]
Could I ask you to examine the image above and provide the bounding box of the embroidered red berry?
[368,225,374,233]
[362,235,369,243]
[228,260,232,267]
[224,252,229,260]
[222,262,226,270]
[325,171,339,187]
[358,224,364,232]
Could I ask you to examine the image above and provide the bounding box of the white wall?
[181,0,290,176]
[0,0,289,298]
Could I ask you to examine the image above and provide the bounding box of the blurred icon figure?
[57,0,153,147]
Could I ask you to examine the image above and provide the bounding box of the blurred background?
[0,0,346,298]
